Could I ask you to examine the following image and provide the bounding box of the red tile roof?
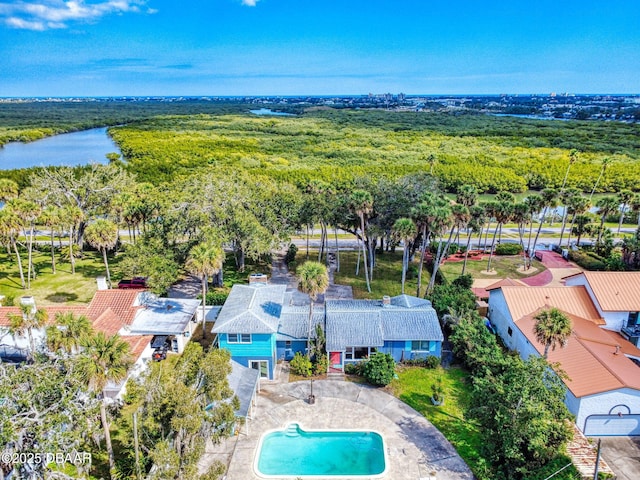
[0,305,88,327]
[123,335,153,362]
[87,290,141,325]
[518,310,640,397]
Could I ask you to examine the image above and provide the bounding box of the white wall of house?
[564,275,629,331]
[487,290,518,350]
[569,387,640,432]
[0,326,46,351]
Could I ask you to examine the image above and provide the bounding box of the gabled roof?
[122,335,153,362]
[498,286,604,325]
[325,295,442,352]
[517,309,640,397]
[277,304,324,341]
[228,360,260,418]
[212,284,286,334]
[564,272,640,312]
[485,278,527,291]
[87,289,141,325]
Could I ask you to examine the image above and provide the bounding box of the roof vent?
[382,295,391,306]
[614,345,620,355]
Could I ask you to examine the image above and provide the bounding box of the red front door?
[330,352,342,372]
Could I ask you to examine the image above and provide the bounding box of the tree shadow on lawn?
[45,292,79,303]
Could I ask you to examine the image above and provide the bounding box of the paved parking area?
[597,437,640,480]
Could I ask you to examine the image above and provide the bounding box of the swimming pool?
[255,423,386,478]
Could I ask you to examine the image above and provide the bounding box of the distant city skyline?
[0,0,638,97]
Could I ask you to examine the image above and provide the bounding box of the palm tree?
[565,196,591,247]
[572,214,592,246]
[616,189,634,233]
[589,157,612,201]
[186,241,225,339]
[426,203,454,294]
[0,207,26,288]
[462,206,485,276]
[531,188,557,260]
[8,301,48,355]
[595,196,620,244]
[39,205,61,274]
[486,195,514,273]
[561,149,579,190]
[46,311,93,355]
[8,198,41,289]
[297,261,329,358]
[533,307,572,358]
[77,332,132,480]
[350,190,373,293]
[64,205,84,275]
[558,188,581,246]
[392,218,416,294]
[84,219,119,285]
[0,178,18,202]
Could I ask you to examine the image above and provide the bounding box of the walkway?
[215,380,474,480]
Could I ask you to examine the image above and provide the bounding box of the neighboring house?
[0,289,201,398]
[325,294,443,372]
[488,283,640,436]
[213,277,444,379]
[563,271,640,345]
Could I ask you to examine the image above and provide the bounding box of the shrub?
[344,362,363,375]
[429,283,477,317]
[495,243,523,255]
[568,250,607,271]
[205,290,229,306]
[362,353,396,386]
[290,352,313,377]
[425,355,441,369]
[314,353,328,375]
[452,273,474,289]
[285,243,298,265]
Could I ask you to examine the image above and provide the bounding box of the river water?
[0,127,121,170]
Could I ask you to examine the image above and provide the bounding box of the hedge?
[568,250,607,271]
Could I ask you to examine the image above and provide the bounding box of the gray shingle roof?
[277,304,325,341]
[212,284,286,334]
[227,360,259,418]
[325,295,442,351]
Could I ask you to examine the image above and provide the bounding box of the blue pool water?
[256,423,386,477]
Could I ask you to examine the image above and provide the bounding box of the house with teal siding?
[325,295,443,372]
[213,282,286,380]
[213,277,443,378]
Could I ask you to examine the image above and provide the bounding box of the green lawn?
[0,247,117,305]
[388,366,486,477]
[439,255,547,283]
[331,250,419,299]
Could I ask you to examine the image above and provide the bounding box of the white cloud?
[0,0,154,30]
[242,0,258,6]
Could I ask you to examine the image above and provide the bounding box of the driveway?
[597,436,640,480]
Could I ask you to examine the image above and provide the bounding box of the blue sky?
[0,0,638,96]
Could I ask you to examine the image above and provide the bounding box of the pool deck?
[200,369,474,480]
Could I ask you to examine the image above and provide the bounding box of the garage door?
[584,415,640,436]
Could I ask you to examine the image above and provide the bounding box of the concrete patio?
[200,375,474,480]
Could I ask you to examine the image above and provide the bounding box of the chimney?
[382,295,391,306]
[20,296,36,314]
[96,276,108,291]
[249,273,268,285]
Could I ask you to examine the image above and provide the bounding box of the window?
[228,333,251,344]
[285,340,292,348]
[411,340,431,351]
[628,312,639,327]
[344,346,376,360]
[250,360,269,379]
[507,327,513,337]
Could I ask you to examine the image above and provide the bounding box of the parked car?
[118,277,147,289]
[151,335,171,361]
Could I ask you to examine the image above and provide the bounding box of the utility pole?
[133,411,141,480]
[593,438,602,480]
